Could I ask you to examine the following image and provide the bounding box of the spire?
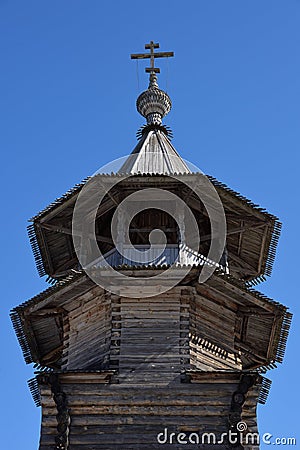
[131,41,174,125]
[121,41,190,175]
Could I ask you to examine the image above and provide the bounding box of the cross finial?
[131,41,174,74]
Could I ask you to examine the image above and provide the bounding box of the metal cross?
[131,41,174,74]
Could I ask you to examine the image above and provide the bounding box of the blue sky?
[1,1,299,448]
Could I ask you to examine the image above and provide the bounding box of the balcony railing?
[89,244,228,273]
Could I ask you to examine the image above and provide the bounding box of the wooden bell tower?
[11,42,292,449]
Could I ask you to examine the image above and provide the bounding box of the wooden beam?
[225,213,267,222]
[257,224,269,273]
[130,51,174,60]
[228,252,258,275]
[237,220,244,256]
[42,345,63,363]
[36,226,54,274]
[130,228,177,233]
[30,308,64,316]
[96,177,148,244]
[238,307,275,316]
[229,264,258,276]
[39,222,113,245]
[235,339,267,364]
[39,195,77,223]
[51,257,79,278]
[201,222,266,243]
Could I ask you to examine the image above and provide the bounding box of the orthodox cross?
[131,41,174,73]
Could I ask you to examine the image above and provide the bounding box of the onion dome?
[136,73,172,125]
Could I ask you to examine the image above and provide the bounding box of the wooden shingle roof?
[27,171,282,285]
[118,127,191,175]
[10,268,292,372]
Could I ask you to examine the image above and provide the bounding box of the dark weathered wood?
[39,222,113,245]
[27,169,281,285]
[38,372,261,449]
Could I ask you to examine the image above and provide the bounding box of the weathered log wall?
[62,285,244,377]
[62,288,111,370]
[38,372,260,450]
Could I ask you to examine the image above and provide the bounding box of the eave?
[28,172,281,285]
[11,268,292,372]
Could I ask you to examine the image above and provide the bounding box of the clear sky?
[1,1,299,448]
